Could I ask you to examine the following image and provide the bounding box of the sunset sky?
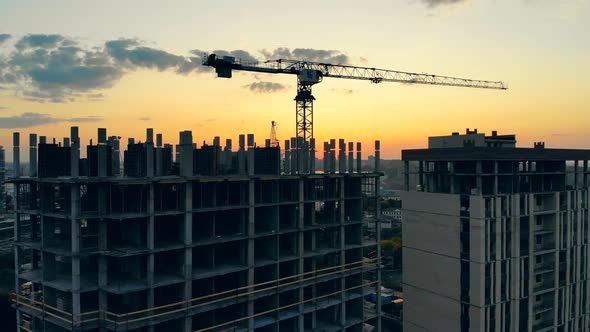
[0,0,588,160]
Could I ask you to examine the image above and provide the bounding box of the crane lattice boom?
[203,53,506,173]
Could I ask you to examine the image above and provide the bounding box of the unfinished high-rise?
[11,127,383,332]
[402,129,590,332]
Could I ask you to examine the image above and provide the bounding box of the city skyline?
[1,0,589,160]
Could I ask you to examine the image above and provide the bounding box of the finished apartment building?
[402,129,590,332]
[11,127,382,332]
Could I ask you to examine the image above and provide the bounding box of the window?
[536,256,542,264]
[536,275,542,283]
[536,235,542,245]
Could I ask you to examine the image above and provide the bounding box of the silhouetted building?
[402,129,590,332]
[11,127,383,332]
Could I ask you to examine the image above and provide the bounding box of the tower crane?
[203,53,507,144]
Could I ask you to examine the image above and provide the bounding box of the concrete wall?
[403,283,461,332]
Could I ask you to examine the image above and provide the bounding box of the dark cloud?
[0,112,103,128]
[420,0,466,7]
[0,34,11,44]
[244,81,288,93]
[106,38,189,71]
[0,106,8,110]
[1,35,206,102]
[260,47,349,64]
[0,35,353,102]
[14,34,67,50]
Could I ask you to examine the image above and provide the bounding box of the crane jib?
[202,52,507,145]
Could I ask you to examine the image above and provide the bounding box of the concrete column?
[284,140,291,174]
[98,182,108,332]
[29,134,37,177]
[183,181,193,332]
[356,142,362,173]
[98,129,108,177]
[339,177,346,326]
[310,138,316,174]
[375,175,382,332]
[348,142,354,173]
[374,140,380,173]
[70,127,80,177]
[13,132,20,178]
[147,183,155,332]
[338,139,346,173]
[238,134,246,175]
[323,142,329,173]
[329,139,336,174]
[247,177,256,331]
[404,161,410,191]
[179,131,193,177]
[70,184,81,327]
[297,178,305,332]
[290,137,297,174]
[476,161,483,193]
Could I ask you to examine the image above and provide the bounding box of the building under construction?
[10,127,382,332]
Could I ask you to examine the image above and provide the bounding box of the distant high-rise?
[402,129,590,332]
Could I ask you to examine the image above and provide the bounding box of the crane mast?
[203,53,506,172]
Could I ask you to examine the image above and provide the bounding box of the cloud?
[0,34,11,44]
[244,81,288,93]
[138,117,151,121]
[0,35,353,102]
[15,34,67,50]
[0,112,102,128]
[260,47,349,64]
[0,106,7,110]
[420,0,466,7]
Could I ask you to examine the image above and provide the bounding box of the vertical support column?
[247,175,255,331]
[13,183,21,331]
[338,139,346,173]
[476,161,483,193]
[310,138,316,174]
[403,161,410,191]
[329,139,336,174]
[145,128,154,178]
[179,131,193,177]
[13,132,20,177]
[98,180,108,332]
[239,134,246,175]
[348,142,354,173]
[155,134,163,176]
[356,143,362,173]
[29,134,37,177]
[71,127,80,178]
[339,177,346,327]
[70,183,81,328]
[97,128,108,177]
[147,183,155,332]
[449,162,455,194]
[418,161,424,191]
[493,161,499,195]
[183,181,193,332]
[284,140,291,174]
[297,178,305,332]
[324,142,330,173]
[375,174,382,332]
[374,140,380,173]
